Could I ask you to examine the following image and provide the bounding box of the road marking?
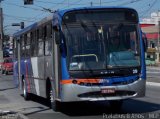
[146,82,160,87]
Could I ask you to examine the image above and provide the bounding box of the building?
[141,11,160,65]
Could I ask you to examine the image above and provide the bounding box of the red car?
[1,57,13,75]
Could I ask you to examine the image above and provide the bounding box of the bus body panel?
[14,56,49,98]
[13,7,146,104]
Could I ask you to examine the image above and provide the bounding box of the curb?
[0,110,29,119]
[17,113,29,119]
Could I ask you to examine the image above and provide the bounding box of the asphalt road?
[0,67,159,119]
[26,85,160,119]
[146,66,160,83]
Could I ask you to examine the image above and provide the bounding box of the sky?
[1,0,160,35]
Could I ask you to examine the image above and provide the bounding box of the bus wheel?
[23,79,30,100]
[109,100,123,111]
[49,86,60,111]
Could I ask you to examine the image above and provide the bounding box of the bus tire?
[49,86,60,112]
[109,100,123,111]
[23,79,30,100]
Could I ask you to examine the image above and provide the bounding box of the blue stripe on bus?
[105,75,139,86]
[61,51,69,79]
[139,28,146,80]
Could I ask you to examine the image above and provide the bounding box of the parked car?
[1,57,13,75]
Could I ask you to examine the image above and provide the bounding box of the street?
[0,66,160,119]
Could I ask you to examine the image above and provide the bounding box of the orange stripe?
[61,79,100,84]
[61,80,72,84]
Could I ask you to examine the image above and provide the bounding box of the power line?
[33,4,54,13]
[118,0,144,6]
[4,16,35,22]
[34,0,85,6]
[93,0,128,4]
[34,0,66,9]
[2,0,160,35]
[2,0,137,14]
[35,0,65,4]
[3,2,46,12]
[140,0,158,18]
[3,14,36,22]
[4,14,35,20]
[62,0,84,8]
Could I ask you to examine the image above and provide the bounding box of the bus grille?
[78,90,136,98]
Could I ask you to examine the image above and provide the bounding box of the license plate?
[101,88,115,94]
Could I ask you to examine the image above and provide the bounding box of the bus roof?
[13,6,137,38]
[13,16,52,37]
[57,6,137,17]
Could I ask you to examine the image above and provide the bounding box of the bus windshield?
[63,10,140,71]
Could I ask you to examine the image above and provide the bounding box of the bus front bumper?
[60,78,146,102]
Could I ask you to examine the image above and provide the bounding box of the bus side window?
[38,28,44,56]
[31,31,37,57]
[43,26,47,39]
[34,29,38,56]
[21,35,25,58]
[26,33,31,57]
[45,23,52,56]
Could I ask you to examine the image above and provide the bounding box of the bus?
[13,7,147,111]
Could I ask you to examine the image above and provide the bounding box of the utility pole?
[0,0,3,62]
[90,2,93,7]
[100,0,101,6]
[68,0,69,8]
[11,22,24,90]
[158,21,160,62]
